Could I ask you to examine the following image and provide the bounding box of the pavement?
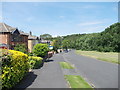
[14,53,68,89]
[14,50,119,88]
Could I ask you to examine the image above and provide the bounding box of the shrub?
[33,43,49,57]
[14,44,28,54]
[2,50,29,89]
[28,52,34,56]
[28,56,43,69]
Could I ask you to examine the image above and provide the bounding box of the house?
[28,32,52,52]
[0,22,29,50]
[28,31,40,52]
[40,36,52,45]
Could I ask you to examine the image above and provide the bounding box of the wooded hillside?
[62,22,120,52]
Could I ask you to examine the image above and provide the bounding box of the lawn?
[64,75,92,89]
[59,62,74,69]
[76,50,119,64]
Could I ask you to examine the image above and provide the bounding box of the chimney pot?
[30,31,32,35]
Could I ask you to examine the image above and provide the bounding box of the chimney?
[30,31,32,35]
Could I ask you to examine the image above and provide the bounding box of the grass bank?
[64,75,92,89]
[59,62,74,69]
[76,50,119,64]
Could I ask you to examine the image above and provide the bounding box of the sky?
[1,2,118,37]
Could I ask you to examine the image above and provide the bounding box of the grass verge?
[64,75,93,89]
[76,50,119,64]
[59,62,74,69]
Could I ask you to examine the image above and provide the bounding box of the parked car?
[64,49,68,53]
[0,44,8,49]
[48,51,54,58]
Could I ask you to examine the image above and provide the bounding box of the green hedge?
[1,50,29,89]
[33,43,49,57]
[28,56,43,69]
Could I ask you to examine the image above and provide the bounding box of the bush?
[33,43,49,57]
[28,52,34,56]
[14,44,28,54]
[2,50,29,89]
[28,56,43,69]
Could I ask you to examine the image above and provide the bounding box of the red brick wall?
[0,33,11,44]
[11,35,28,50]
[0,33,12,49]
[21,35,28,47]
[0,33,28,50]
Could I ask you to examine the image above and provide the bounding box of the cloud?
[0,16,2,20]
[52,35,59,37]
[112,6,118,12]
[77,21,103,26]
[25,17,35,22]
[59,16,65,18]
[82,5,98,9]
[79,25,107,33]
[33,3,39,7]
[2,0,118,2]
[76,19,113,33]
[0,18,2,22]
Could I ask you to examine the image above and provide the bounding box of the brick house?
[0,23,29,49]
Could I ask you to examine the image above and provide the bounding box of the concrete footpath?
[14,53,68,89]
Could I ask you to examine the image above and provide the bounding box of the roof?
[0,22,16,32]
[19,30,29,36]
[28,35,39,40]
[0,22,29,36]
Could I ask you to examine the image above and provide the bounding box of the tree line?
[40,22,120,52]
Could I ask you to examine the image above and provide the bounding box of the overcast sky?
[1,2,118,37]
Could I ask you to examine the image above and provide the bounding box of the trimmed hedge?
[33,43,49,57]
[28,56,43,69]
[2,50,29,89]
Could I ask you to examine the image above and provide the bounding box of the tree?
[14,44,27,53]
[52,40,60,52]
[51,36,62,52]
[51,22,120,52]
[62,40,70,50]
[40,34,52,40]
[33,43,49,57]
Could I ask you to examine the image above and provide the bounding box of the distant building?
[0,23,29,50]
[28,32,52,52]
[40,39,52,45]
[28,31,40,52]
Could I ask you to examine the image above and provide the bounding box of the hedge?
[28,56,43,69]
[2,50,29,89]
[33,43,49,57]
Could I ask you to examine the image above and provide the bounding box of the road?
[63,50,118,88]
[15,50,118,88]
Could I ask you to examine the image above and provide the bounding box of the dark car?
[64,49,68,53]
